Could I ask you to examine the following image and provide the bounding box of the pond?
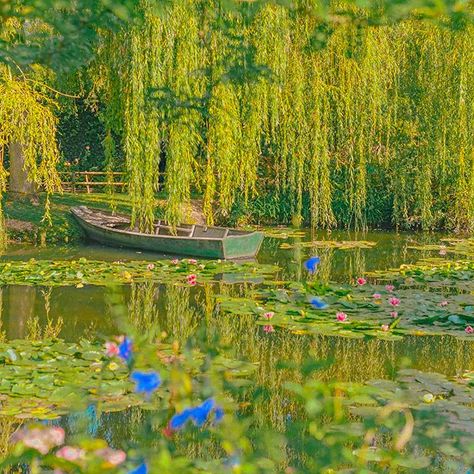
[1,229,474,463]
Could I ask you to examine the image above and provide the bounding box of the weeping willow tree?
[95,0,474,232]
[0,19,62,248]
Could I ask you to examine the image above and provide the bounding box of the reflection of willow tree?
[26,287,63,340]
[344,246,365,281]
[128,281,160,338]
[311,248,333,284]
[163,286,198,343]
[8,286,36,339]
[203,282,474,430]
[120,280,474,434]
[127,282,199,344]
[0,417,18,458]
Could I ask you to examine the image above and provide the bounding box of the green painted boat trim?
[71,206,264,259]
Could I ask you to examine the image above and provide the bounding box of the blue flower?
[214,405,224,423]
[170,398,223,430]
[170,408,193,430]
[304,256,320,273]
[310,297,328,310]
[128,463,147,474]
[131,371,161,396]
[190,398,215,426]
[118,337,133,362]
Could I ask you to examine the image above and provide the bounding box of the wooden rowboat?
[71,206,264,259]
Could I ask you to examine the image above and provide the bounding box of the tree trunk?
[9,142,36,196]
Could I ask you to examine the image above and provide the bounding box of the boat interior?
[111,221,248,238]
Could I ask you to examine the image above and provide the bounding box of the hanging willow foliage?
[96,0,474,232]
[0,71,62,245]
[0,18,62,247]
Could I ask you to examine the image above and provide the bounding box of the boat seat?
[192,226,228,238]
[155,224,194,237]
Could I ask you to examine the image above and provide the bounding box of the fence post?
[84,173,91,193]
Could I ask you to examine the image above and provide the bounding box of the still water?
[1,229,473,450]
[1,228,472,382]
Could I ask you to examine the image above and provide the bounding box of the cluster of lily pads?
[0,338,254,420]
[3,252,474,340]
[217,256,474,339]
[0,257,278,287]
[2,332,474,473]
[2,333,230,473]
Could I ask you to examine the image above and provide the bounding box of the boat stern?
[223,232,264,259]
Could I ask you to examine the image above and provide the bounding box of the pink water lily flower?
[465,326,474,334]
[357,277,366,286]
[439,300,448,307]
[56,446,85,462]
[188,259,198,265]
[187,274,197,285]
[389,297,400,307]
[105,342,119,357]
[94,447,127,466]
[372,293,382,299]
[171,259,179,265]
[263,312,274,320]
[12,426,65,455]
[381,324,390,332]
[390,311,398,318]
[263,325,275,333]
[439,246,447,256]
[385,284,395,292]
[336,312,348,322]
[147,263,155,271]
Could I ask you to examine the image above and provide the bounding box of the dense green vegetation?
[92,0,474,232]
[2,0,474,239]
[1,2,474,473]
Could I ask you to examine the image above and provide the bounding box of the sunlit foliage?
[95,1,474,231]
[0,20,62,248]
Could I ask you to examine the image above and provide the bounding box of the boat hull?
[72,207,264,259]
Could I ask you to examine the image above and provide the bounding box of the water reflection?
[0,230,472,450]
[2,281,472,383]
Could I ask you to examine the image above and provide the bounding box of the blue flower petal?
[214,406,224,423]
[190,398,215,427]
[304,256,320,273]
[131,371,161,395]
[129,463,147,474]
[310,297,328,310]
[118,337,133,362]
[171,398,222,430]
[170,408,193,430]
[128,463,148,474]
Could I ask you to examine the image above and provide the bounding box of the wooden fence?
[59,171,127,193]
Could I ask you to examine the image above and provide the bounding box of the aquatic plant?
[2,330,474,473]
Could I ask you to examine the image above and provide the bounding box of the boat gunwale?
[71,207,263,242]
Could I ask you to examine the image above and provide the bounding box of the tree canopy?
[1,0,474,243]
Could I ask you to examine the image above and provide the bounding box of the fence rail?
[59,171,127,193]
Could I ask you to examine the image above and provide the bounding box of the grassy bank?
[4,193,139,244]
